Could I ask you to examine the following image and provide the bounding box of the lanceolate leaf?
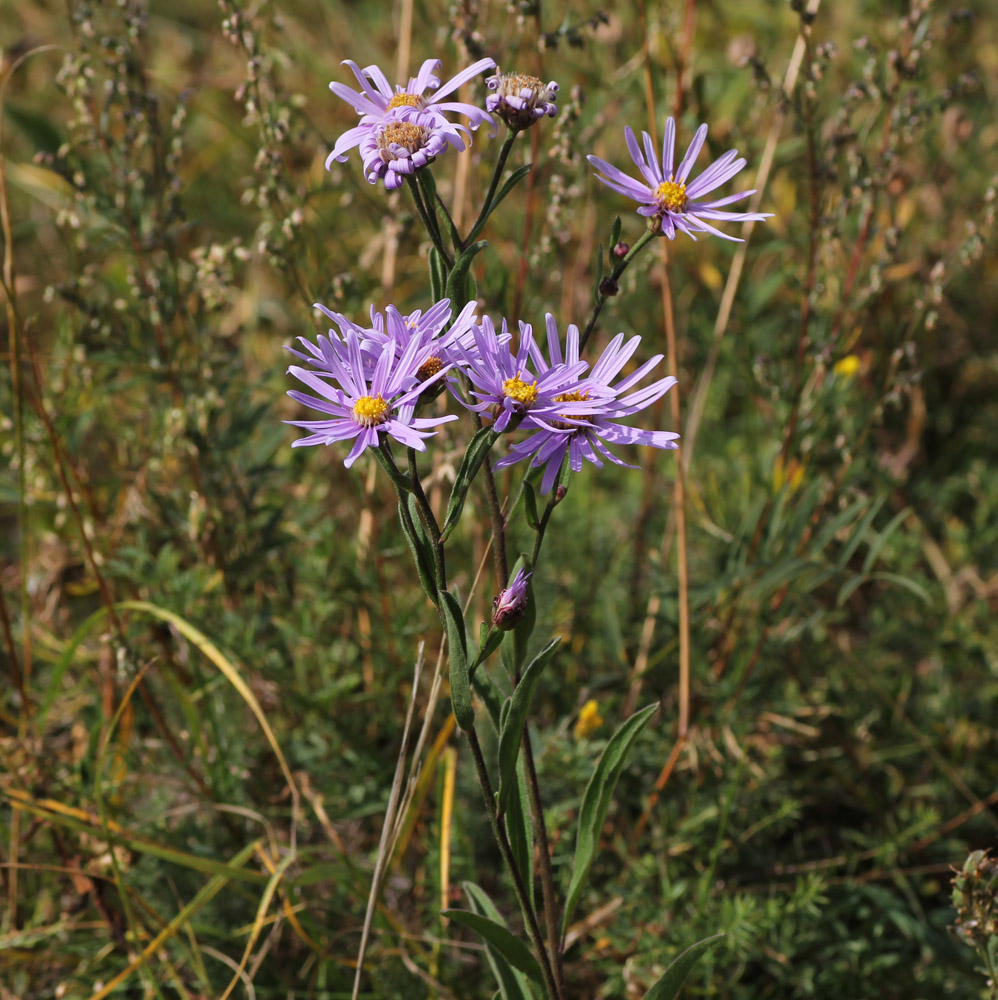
[505,756,535,913]
[461,882,537,1000]
[440,590,474,730]
[642,933,724,1000]
[562,702,659,934]
[497,636,561,815]
[442,426,499,539]
[398,498,437,601]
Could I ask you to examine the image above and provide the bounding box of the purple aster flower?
[587,117,772,242]
[329,57,496,133]
[486,67,558,130]
[286,331,457,467]
[359,298,481,368]
[494,325,680,494]
[350,113,470,190]
[457,315,593,432]
[492,568,532,630]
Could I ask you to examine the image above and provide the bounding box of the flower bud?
[612,241,630,259]
[492,568,532,631]
[599,277,619,296]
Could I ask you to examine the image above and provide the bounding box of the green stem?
[578,227,658,352]
[406,175,452,268]
[407,447,447,592]
[467,129,519,244]
[465,726,561,1000]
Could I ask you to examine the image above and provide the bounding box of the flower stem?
[406,175,452,268]
[579,227,658,352]
[465,726,561,1000]
[407,447,447,592]
[467,129,518,244]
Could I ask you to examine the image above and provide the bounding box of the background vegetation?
[1,0,997,996]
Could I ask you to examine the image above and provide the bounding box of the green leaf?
[445,240,488,306]
[497,637,560,815]
[523,479,540,529]
[465,881,535,999]
[444,910,543,985]
[440,590,474,730]
[837,494,886,568]
[398,498,437,601]
[505,757,535,914]
[862,506,912,574]
[442,426,499,539]
[610,215,622,249]
[643,933,724,1000]
[562,702,659,933]
[472,667,505,732]
[429,246,447,300]
[472,627,506,679]
[467,163,533,243]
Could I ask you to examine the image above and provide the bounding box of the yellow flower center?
[387,92,422,110]
[655,177,688,213]
[377,122,430,156]
[502,372,539,405]
[417,356,444,382]
[553,390,592,427]
[352,394,390,427]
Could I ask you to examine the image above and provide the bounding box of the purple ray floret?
[286,329,457,468]
[493,320,680,494]
[587,116,773,242]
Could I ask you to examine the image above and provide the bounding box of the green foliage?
[1,0,997,997]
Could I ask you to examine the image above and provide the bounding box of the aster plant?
[287,46,771,1000]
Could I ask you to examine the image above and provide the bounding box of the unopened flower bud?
[599,277,619,296]
[492,568,532,631]
[612,241,630,259]
[554,485,567,505]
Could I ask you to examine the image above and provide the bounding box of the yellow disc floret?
[502,372,539,405]
[553,390,592,428]
[655,176,688,213]
[352,394,390,427]
[387,92,422,110]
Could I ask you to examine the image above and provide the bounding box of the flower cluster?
[325,57,496,189]
[289,302,678,490]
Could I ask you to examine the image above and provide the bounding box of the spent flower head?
[486,67,559,130]
[587,117,772,241]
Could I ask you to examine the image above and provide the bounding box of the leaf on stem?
[442,426,498,539]
[497,636,560,816]
[440,590,474,730]
[398,498,438,602]
[562,702,659,935]
[444,239,488,306]
[455,882,544,993]
[642,933,724,1000]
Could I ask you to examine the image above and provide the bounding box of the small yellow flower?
[574,699,604,740]
[833,354,861,378]
[773,455,805,494]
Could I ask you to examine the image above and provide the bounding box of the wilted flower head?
[351,114,469,190]
[494,319,680,494]
[587,117,772,241]
[486,67,559,130]
[492,568,532,630]
[285,329,457,467]
[952,850,998,947]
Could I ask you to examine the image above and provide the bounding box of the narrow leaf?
[497,637,560,815]
[442,426,499,538]
[562,703,659,933]
[440,591,474,730]
[464,882,535,1000]
[506,757,535,914]
[398,498,437,601]
[429,246,447,300]
[444,909,543,985]
[643,933,724,1000]
[445,240,488,305]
